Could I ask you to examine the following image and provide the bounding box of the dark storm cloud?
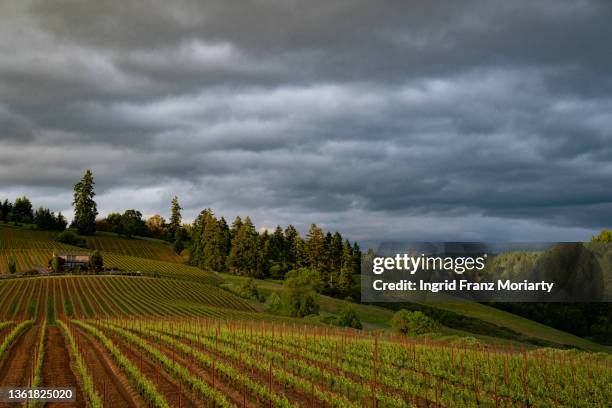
[1,0,611,242]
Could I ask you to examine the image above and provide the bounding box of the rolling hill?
[0,223,610,407]
[2,223,610,351]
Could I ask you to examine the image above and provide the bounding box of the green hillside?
[0,275,278,321]
[1,223,610,353]
[220,273,611,352]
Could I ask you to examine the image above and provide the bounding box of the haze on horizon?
[1,1,611,243]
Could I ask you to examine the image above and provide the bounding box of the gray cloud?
[1,0,611,243]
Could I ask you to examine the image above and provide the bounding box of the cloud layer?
[1,0,611,242]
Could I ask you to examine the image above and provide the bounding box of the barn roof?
[55,252,90,257]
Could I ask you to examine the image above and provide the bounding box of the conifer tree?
[284,224,298,267]
[352,242,362,274]
[269,226,286,265]
[72,169,97,235]
[168,196,182,240]
[201,213,227,272]
[227,216,259,276]
[328,231,344,292]
[189,209,211,267]
[218,217,231,256]
[256,230,271,278]
[230,216,243,241]
[292,233,306,270]
[56,212,67,230]
[338,240,355,295]
[307,224,327,278]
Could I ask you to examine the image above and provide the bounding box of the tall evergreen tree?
[328,231,344,292]
[269,226,287,272]
[306,224,327,278]
[338,240,355,295]
[227,216,259,276]
[230,216,243,241]
[284,224,298,268]
[168,196,182,240]
[352,242,362,274]
[256,230,271,278]
[218,217,231,256]
[189,208,212,267]
[56,212,68,231]
[292,233,307,270]
[72,169,97,235]
[201,212,227,272]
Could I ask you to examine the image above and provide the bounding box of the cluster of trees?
[242,269,361,328]
[188,209,361,297]
[1,197,67,231]
[95,197,187,252]
[97,210,147,239]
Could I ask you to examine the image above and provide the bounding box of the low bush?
[337,304,362,329]
[391,310,439,335]
[57,230,86,247]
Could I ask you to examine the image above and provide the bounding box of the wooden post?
[269,362,273,408]
[311,382,315,408]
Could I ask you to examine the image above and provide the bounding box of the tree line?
[188,209,361,297]
[4,170,363,297]
[0,196,67,231]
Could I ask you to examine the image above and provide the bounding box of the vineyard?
[102,254,222,285]
[0,309,609,407]
[0,225,187,272]
[0,277,262,321]
[0,225,610,406]
[0,225,221,285]
[84,234,183,263]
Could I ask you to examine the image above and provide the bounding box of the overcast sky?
[1,1,611,243]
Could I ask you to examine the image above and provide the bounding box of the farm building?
[55,252,90,269]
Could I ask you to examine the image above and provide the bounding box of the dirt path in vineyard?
[41,326,85,407]
[110,332,201,408]
[0,325,38,407]
[72,326,144,408]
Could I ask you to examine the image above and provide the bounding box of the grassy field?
[220,273,611,353]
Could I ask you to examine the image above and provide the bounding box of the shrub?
[337,305,362,329]
[283,268,320,317]
[173,239,185,255]
[238,278,263,301]
[265,293,284,314]
[57,230,86,247]
[391,310,439,335]
[7,256,17,274]
[50,256,62,273]
[90,250,104,272]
